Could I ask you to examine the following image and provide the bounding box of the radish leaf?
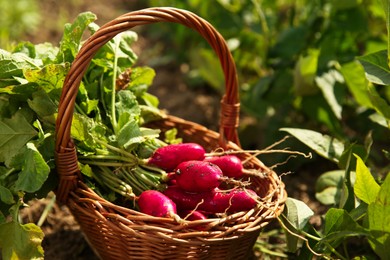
[0,112,37,165]
[14,142,50,193]
[0,221,44,260]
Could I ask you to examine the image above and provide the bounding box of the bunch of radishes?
[137,143,259,222]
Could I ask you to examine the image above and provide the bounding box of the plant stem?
[111,38,120,133]
[94,139,139,161]
[37,193,56,227]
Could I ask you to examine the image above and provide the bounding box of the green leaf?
[284,198,314,230]
[27,90,57,125]
[117,120,160,150]
[367,173,390,259]
[116,31,138,68]
[281,198,314,253]
[315,170,344,205]
[315,69,344,119]
[339,61,373,108]
[369,113,389,128]
[58,11,97,62]
[116,90,140,114]
[23,63,69,93]
[14,142,50,193]
[294,49,320,96]
[0,112,37,164]
[324,208,367,236]
[367,84,390,120]
[354,154,380,204]
[357,50,390,85]
[0,184,14,204]
[0,49,41,81]
[0,221,44,260]
[280,128,344,163]
[128,67,156,92]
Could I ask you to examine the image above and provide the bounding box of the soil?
[16,1,329,259]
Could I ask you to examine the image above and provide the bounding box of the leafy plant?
[0,11,168,259]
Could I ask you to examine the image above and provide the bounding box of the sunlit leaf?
[357,50,390,85]
[0,221,44,260]
[340,61,373,108]
[367,173,390,259]
[315,69,344,119]
[354,154,380,204]
[280,128,344,163]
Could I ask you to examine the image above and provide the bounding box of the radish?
[138,190,177,218]
[175,160,223,192]
[204,155,244,178]
[178,210,208,221]
[148,143,206,171]
[178,210,209,230]
[163,186,258,213]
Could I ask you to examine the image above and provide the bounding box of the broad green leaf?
[357,50,390,85]
[340,61,373,108]
[0,221,44,260]
[367,173,390,259]
[367,84,390,120]
[354,154,380,204]
[0,50,41,80]
[280,128,344,163]
[284,198,314,230]
[116,90,140,121]
[128,67,155,91]
[80,164,93,178]
[23,63,69,93]
[0,185,14,204]
[117,120,160,150]
[324,208,366,236]
[369,113,389,128]
[27,90,57,125]
[315,170,344,205]
[294,49,320,96]
[116,31,138,69]
[70,113,107,152]
[315,69,344,119]
[14,142,50,193]
[58,12,97,62]
[0,112,37,164]
[281,198,314,253]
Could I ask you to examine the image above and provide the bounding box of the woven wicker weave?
[55,7,287,260]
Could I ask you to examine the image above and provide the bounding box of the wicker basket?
[54,7,287,260]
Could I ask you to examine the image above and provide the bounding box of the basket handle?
[55,7,240,202]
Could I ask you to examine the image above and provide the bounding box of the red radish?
[163,186,258,213]
[204,155,244,178]
[178,210,208,221]
[178,210,209,230]
[148,143,206,171]
[138,190,177,218]
[175,160,223,192]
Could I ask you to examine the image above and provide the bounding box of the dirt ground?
[17,1,329,259]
